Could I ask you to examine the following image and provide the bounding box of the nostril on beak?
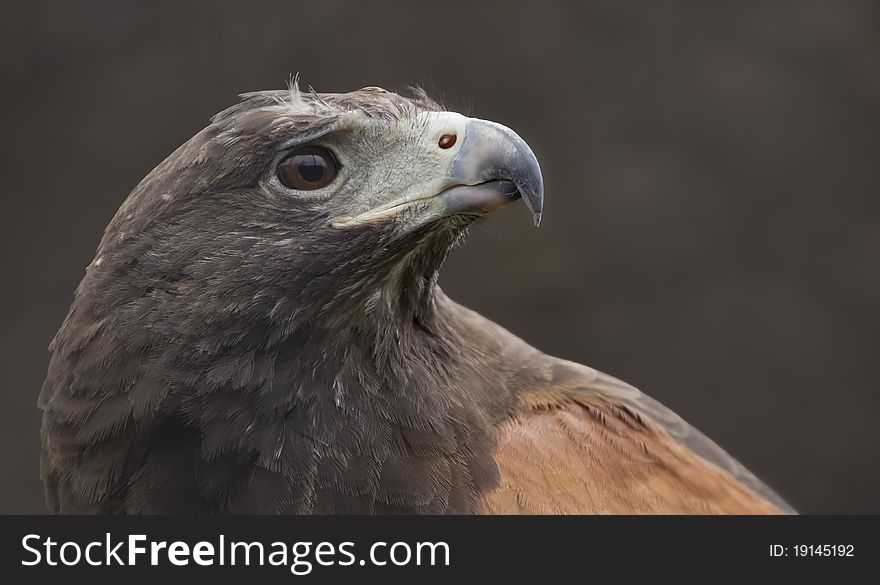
[438,133,457,149]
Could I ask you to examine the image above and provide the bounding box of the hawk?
[39,84,793,514]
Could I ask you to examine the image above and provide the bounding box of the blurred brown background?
[1,0,878,513]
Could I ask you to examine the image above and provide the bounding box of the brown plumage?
[39,84,792,514]
[484,373,783,514]
[448,302,790,514]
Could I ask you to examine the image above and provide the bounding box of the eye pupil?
[298,155,326,182]
[277,146,338,190]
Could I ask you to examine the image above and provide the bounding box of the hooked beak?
[437,119,544,226]
[331,118,544,228]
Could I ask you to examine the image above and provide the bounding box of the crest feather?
[287,73,310,112]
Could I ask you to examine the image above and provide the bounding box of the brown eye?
[277,146,339,190]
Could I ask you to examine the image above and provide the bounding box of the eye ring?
[276,146,340,190]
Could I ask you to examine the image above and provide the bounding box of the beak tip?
[523,186,544,227]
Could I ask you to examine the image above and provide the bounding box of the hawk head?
[92,84,543,337]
